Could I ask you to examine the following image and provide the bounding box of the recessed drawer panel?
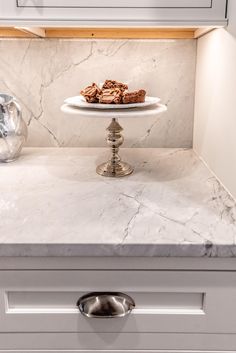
[17,0,212,9]
[0,270,236,333]
[10,0,227,23]
[8,291,203,312]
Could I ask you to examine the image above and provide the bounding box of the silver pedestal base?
[96,161,133,178]
[96,118,133,178]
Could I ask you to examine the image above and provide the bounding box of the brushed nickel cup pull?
[77,292,135,318]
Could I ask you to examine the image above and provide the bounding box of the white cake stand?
[61,103,167,178]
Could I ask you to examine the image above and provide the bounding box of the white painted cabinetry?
[1,270,236,334]
[0,257,236,352]
[0,0,228,26]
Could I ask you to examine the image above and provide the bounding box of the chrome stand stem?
[96,118,133,178]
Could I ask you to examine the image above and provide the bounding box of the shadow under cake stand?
[61,103,167,178]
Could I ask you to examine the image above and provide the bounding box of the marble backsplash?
[0,38,196,147]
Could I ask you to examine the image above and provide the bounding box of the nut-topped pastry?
[80,83,101,103]
[102,80,128,92]
[122,89,146,104]
[99,88,123,104]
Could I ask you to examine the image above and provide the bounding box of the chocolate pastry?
[102,80,128,92]
[99,88,123,104]
[80,80,147,105]
[80,83,101,103]
[122,89,146,104]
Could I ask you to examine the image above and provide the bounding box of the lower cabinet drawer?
[0,270,236,334]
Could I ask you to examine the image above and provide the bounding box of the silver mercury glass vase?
[0,93,27,162]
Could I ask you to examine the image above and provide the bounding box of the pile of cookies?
[80,80,146,105]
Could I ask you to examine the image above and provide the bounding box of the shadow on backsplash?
[0,38,196,148]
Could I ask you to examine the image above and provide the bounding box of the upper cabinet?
[0,0,228,27]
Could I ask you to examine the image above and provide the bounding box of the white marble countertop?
[0,148,236,257]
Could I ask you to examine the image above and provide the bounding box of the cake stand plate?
[64,95,161,110]
[61,103,167,177]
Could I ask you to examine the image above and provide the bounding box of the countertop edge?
[0,243,236,257]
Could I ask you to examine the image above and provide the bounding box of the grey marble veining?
[0,39,196,148]
[0,148,235,257]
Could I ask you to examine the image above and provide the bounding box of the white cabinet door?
[0,0,227,26]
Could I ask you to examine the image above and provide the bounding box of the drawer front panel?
[0,270,236,333]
